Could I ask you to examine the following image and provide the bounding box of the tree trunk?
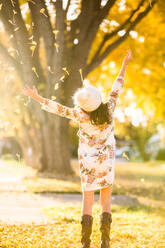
[39,115,75,175]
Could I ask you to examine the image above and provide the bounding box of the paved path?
[0,192,140,224]
[0,159,139,224]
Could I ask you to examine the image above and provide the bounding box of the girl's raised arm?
[21,85,80,122]
[108,49,132,113]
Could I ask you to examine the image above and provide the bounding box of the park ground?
[0,157,165,248]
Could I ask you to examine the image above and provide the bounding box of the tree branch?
[0,2,19,53]
[28,0,55,67]
[30,14,47,88]
[65,0,71,16]
[90,0,145,63]
[53,0,66,80]
[73,0,117,67]
[84,0,158,76]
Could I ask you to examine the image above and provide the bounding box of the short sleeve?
[107,76,124,113]
[40,98,80,122]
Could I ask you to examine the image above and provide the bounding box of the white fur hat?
[72,85,102,112]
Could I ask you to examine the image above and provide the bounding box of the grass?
[0,158,165,202]
[0,203,165,248]
[23,159,165,202]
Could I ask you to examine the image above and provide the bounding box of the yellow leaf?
[9,34,14,40]
[79,68,83,82]
[62,67,69,75]
[54,43,59,52]
[0,3,3,10]
[53,30,59,35]
[48,66,54,74]
[54,83,59,90]
[40,8,47,17]
[30,46,36,56]
[122,152,129,160]
[51,96,56,100]
[31,40,37,45]
[60,75,65,82]
[14,27,19,32]
[9,20,15,25]
[32,67,39,78]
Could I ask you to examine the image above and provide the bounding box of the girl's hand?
[123,49,132,65]
[22,85,39,99]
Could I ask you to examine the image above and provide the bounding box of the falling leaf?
[53,30,59,37]
[14,27,19,32]
[53,30,59,35]
[0,3,3,10]
[48,66,54,74]
[31,40,37,45]
[122,152,129,160]
[9,20,15,25]
[29,35,34,40]
[60,75,65,82]
[8,48,15,56]
[26,24,31,31]
[62,67,69,75]
[51,96,56,100]
[9,34,14,40]
[24,96,31,106]
[32,67,39,78]
[40,8,47,17]
[54,43,59,52]
[30,45,36,56]
[54,83,59,90]
[10,0,14,7]
[79,68,83,82]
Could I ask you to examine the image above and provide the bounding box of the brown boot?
[80,214,93,248]
[100,212,112,248]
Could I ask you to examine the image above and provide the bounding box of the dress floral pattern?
[40,76,124,192]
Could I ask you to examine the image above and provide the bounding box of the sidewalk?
[0,192,139,224]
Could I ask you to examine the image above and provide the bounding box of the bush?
[155,148,165,160]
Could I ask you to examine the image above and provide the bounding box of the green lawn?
[1,158,165,202]
[21,159,165,202]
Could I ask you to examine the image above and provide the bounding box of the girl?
[22,49,132,248]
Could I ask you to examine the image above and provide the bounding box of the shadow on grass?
[112,204,165,218]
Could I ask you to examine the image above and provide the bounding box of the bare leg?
[99,186,113,213]
[82,190,95,215]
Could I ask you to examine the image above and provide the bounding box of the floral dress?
[40,76,124,192]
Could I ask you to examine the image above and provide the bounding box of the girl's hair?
[82,102,111,125]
